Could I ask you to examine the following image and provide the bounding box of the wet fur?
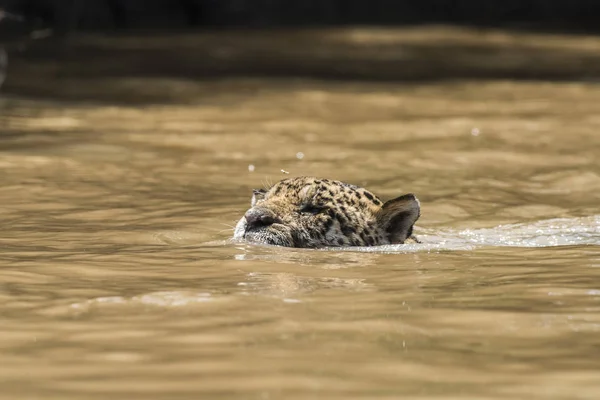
[234,177,420,248]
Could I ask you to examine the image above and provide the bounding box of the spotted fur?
[233,176,420,248]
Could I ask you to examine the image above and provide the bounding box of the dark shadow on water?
[3,27,600,104]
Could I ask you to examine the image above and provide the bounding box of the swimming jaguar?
[233,176,420,248]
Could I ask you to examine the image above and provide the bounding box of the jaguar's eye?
[299,204,325,215]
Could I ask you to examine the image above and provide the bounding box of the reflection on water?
[1,28,600,399]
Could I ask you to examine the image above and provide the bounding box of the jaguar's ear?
[375,194,420,243]
[251,189,266,206]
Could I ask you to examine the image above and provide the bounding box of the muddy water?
[1,32,600,399]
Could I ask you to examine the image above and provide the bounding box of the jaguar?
[233,176,420,248]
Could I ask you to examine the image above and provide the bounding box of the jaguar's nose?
[244,208,277,231]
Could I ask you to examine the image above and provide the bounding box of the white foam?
[333,215,600,253]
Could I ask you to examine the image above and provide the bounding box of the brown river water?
[1,27,600,399]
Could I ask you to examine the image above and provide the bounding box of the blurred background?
[2,0,600,33]
[1,3,600,400]
[2,0,600,94]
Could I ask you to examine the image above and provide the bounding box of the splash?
[351,215,600,253]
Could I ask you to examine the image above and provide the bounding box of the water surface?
[1,29,600,400]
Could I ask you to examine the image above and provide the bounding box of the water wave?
[355,215,600,253]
